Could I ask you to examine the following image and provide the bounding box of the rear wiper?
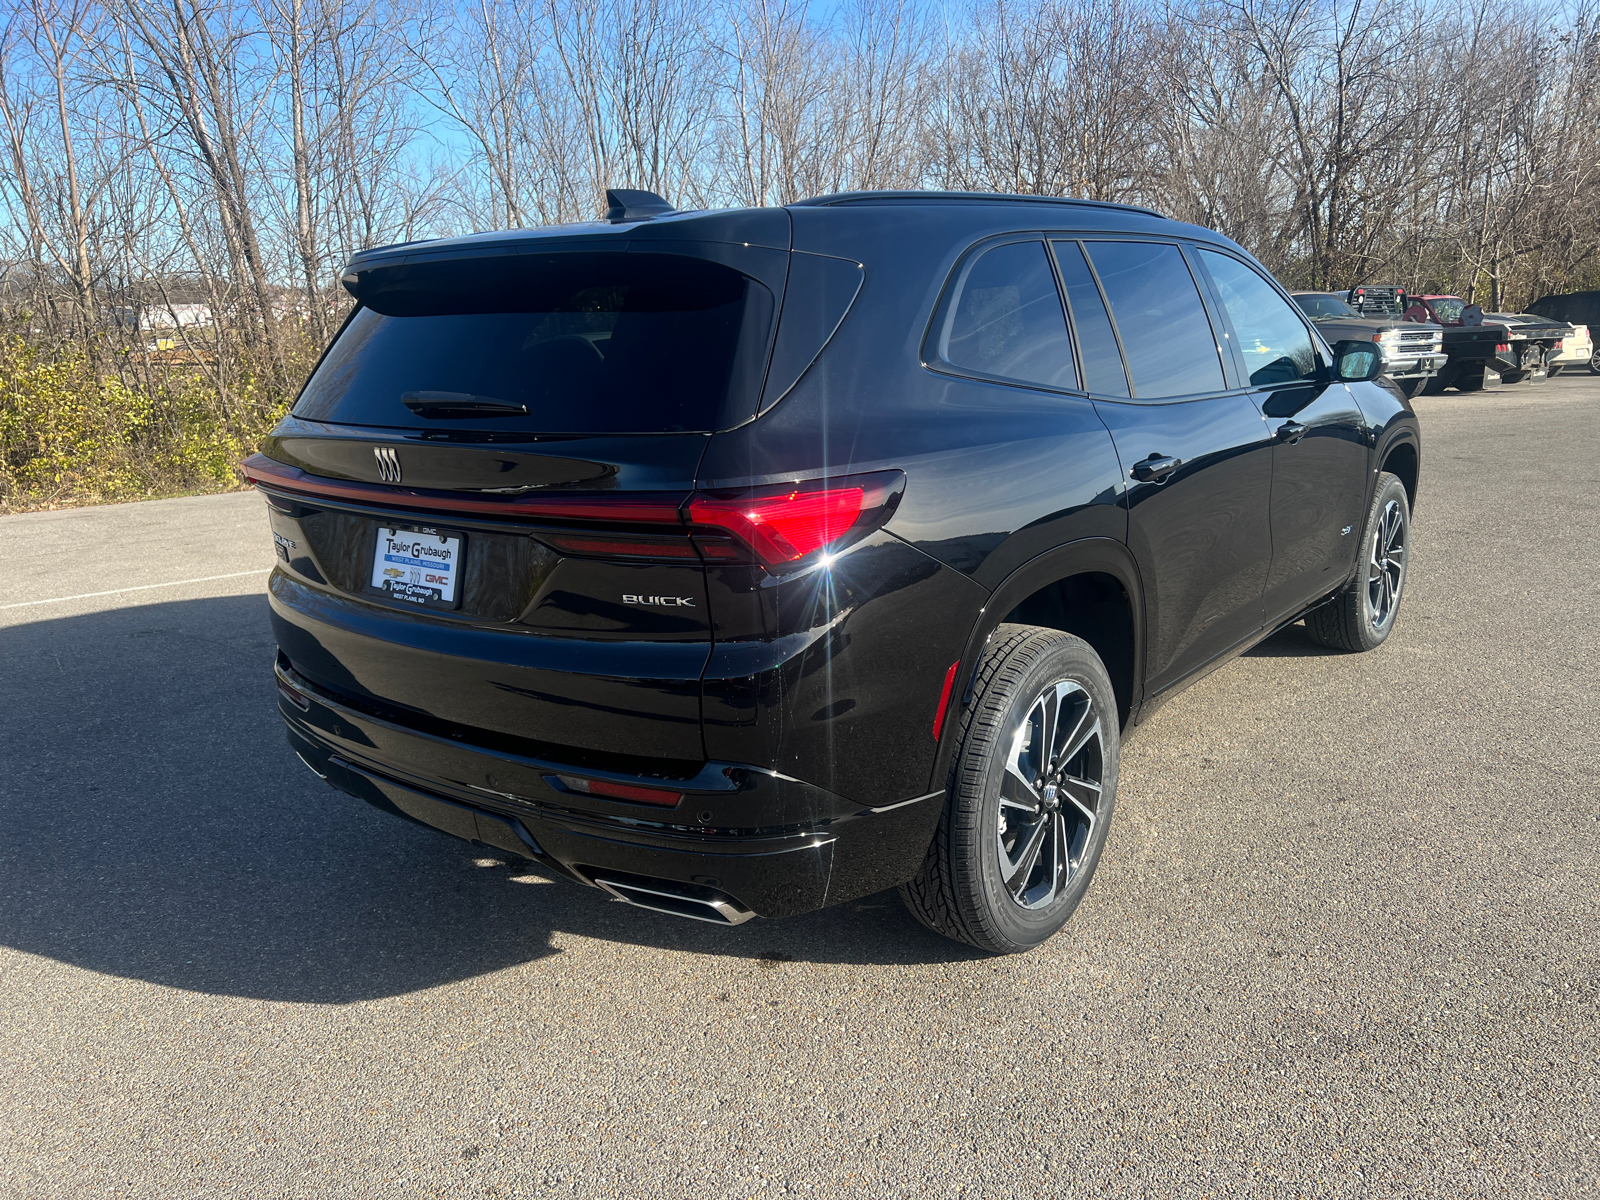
[401,391,528,418]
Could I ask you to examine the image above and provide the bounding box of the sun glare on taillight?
[685,471,904,570]
[690,488,863,564]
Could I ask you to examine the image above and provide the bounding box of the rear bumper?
[277,661,942,920]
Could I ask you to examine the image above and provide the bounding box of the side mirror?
[1332,340,1384,382]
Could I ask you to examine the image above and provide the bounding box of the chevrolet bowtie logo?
[374,446,402,483]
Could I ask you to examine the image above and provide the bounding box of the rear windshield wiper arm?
[401,391,528,418]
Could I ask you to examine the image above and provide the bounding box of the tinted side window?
[1198,249,1320,386]
[1084,241,1224,398]
[1052,241,1129,397]
[943,240,1077,390]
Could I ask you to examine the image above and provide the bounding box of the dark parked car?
[1527,291,1600,374]
[246,189,1421,954]
[1291,292,1444,396]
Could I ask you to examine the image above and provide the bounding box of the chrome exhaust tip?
[591,874,756,926]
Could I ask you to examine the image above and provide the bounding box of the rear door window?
[293,252,774,434]
[939,240,1078,390]
[1198,249,1321,386]
[1083,241,1225,398]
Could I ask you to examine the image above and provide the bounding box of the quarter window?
[943,240,1078,390]
[1198,250,1320,386]
[1084,241,1225,398]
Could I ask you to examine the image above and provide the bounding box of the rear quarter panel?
[697,205,1131,805]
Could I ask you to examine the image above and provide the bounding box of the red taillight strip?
[931,660,961,742]
[240,453,687,525]
[536,532,699,559]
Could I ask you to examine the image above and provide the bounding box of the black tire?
[1305,472,1410,652]
[1588,348,1599,374]
[1395,376,1427,399]
[899,625,1119,954]
[1547,364,1563,378]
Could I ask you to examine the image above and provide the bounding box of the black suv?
[248,190,1420,954]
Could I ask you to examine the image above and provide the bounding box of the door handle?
[1276,421,1308,445]
[1130,454,1181,483]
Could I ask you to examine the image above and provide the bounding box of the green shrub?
[0,331,303,513]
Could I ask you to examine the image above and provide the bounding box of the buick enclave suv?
[247,189,1420,954]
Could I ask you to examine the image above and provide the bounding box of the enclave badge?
[374,446,402,483]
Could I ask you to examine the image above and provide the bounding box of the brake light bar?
[240,454,685,525]
[243,454,906,570]
[686,471,905,570]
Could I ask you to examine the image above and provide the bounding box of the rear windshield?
[294,253,774,434]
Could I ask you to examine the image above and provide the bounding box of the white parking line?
[0,569,272,611]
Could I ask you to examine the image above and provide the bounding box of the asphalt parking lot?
[2,375,1597,1198]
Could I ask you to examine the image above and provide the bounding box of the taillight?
[555,776,682,806]
[686,471,905,570]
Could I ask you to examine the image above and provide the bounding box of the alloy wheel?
[997,681,1104,910]
[1367,498,1407,632]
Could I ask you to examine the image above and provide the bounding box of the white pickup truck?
[1292,292,1446,397]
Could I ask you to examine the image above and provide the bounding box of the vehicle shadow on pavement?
[1241,621,1329,658]
[0,595,975,1004]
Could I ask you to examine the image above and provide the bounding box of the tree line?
[1,0,1598,389]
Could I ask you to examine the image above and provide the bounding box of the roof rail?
[790,189,1164,219]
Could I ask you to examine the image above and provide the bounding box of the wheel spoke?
[1000,763,1040,812]
[1052,812,1068,890]
[1004,817,1050,898]
[1055,702,1097,768]
[1036,690,1059,775]
[1060,775,1100,823]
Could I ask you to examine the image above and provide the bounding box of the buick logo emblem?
[374,446,402,483]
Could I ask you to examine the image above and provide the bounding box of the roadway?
[2,374,1596,1197]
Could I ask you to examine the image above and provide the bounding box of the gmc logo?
[623,594,696,607]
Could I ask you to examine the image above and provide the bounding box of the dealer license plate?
[370,526,464,610]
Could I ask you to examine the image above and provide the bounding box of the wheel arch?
[1378,429,1421,512]
[928,537,1145,792]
